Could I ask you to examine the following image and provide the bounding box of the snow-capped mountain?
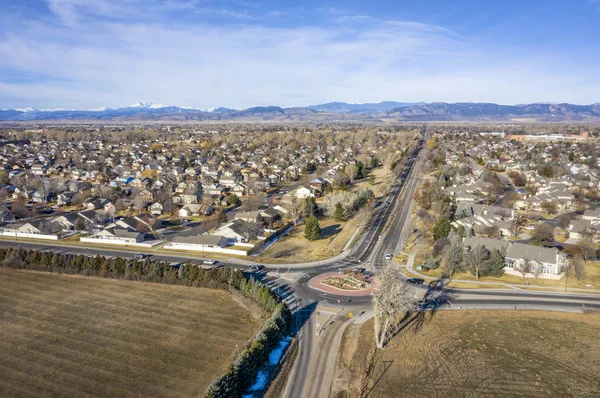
[1,101,599,121]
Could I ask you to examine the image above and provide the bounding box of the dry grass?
[260,217,357,263]
[334,311,600,397]
[0,269,261,398]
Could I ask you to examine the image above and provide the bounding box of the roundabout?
[307,271,378,297]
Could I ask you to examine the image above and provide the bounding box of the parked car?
[248,264,265,271]
[406,278,425,285]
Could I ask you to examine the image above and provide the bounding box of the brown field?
[334,311,600,397]
[0,269,261,397]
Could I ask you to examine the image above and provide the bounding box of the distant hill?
[1,101,599,122]
[386,102,600,121]
[308,101,419,114]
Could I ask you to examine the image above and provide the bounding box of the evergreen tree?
[485,249,506,277]
[333,202,345,221]
[304,216,321,241]
[433,218,451,240]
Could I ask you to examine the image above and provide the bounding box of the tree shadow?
[293,301,318,334]
[321,223,341,238]
[392,277,454,339]
[362,359,394,398]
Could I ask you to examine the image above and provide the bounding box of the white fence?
[164,242,252,256]
[80,237,163,248]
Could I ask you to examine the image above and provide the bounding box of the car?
[248,264,265,271]
[406,278,425,285]
[133,253,148,260]
[384,253,392,260]
[203,260,218,265]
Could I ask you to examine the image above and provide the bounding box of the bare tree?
[572,257,586,283]
[241,196,261,211]
[517,260,533,280]
[345,163,357,186]
[579,235,596,261]
[464,245,489,279]
[532,222,554,244]
[288,194,300,226]
[372,264,417,348]
[442,236,464,276]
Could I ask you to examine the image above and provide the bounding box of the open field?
[333,311,600,397]
[0,269,261,397]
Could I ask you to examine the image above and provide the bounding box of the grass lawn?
[0,269,261,397]
[350,166,390,198]
[260,217,359,263]
[333,311,600,397]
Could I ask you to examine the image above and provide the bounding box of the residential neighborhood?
[0,125,415,257]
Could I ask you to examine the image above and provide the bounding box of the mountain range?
[1,101,599,122]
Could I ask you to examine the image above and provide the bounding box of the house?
[167,234,229,252]
[178,203,214,218]
[583,207,600,221]
[52,213,81,231]
[213,219,266,244]
[463,237,567,279]
[56,193,73,206]
[149,202,164,215]
[294,186,316,199]
[31,164,48,176]
[32,191,52,204]
[82,227,144,244]
[85,198,114,213]
[2,220,63,239]
[234,210,264,224]
[0,208,16,225]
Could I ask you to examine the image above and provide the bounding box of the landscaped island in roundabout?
[308,269,378,296]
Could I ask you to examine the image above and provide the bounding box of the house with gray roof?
[463,237,567,279]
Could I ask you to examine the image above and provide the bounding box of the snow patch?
[243,337,291,397]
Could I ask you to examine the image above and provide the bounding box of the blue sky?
[0,0,599,109]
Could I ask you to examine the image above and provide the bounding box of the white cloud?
[0,1,598,109]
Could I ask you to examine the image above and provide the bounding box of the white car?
[203,260,218,265]
[384,253,392,260]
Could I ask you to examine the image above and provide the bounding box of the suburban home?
[52,213,81,231]
[168,234,229,252]
[583,207,600,221]
[463,237,567,279]
[85,198,115,213]
[178,203,214,218]
[213,219,266,244]
[56,193,73,206]
[2,220,64,239]
[149,202,163,215]
[294,186,316,199]
[234,210,264,224]
[82,227,144,244]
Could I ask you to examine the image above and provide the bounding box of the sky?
[0,0,599,110]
